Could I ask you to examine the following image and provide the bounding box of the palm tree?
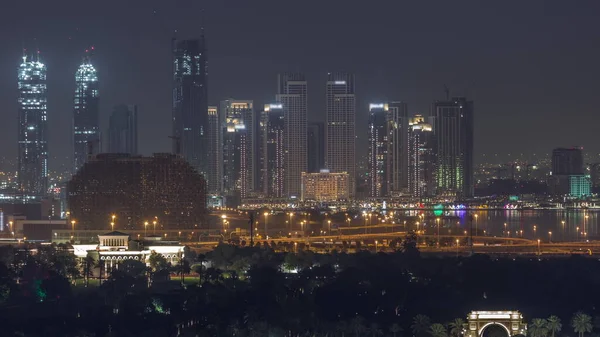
[411,315,431,337]
[390,323,403,337]
[351,316,366,337]
[370,323,383,337]
[547,316,562,337]
[572,312,593,337]
[529,318,549,337]
[430,324,448,337]
[448,319,465,337]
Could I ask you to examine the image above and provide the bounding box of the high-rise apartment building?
[220,100,254,200]
[276,73,307,198]
[325,72,356,197]
[430,97,474,197]
[207,106,220,194]
[260,104,286,197]
[552,147,583,175]
[408,115,434,197]
[73,51,100,173]
[107,104,138,155]
[387,102,409,193]
[172,36,208,176]
[307,122,325,173]
[368,103,389,197]
[17,53,48,196]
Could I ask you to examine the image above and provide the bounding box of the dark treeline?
[0,236,599,337]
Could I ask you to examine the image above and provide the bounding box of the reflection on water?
[398,209,598,242]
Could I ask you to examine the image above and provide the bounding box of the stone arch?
[466,311,526,337]
[479,322,511,337]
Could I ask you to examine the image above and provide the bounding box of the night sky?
[1,0,599,170]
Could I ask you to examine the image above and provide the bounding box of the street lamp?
[474,214,478,236]
[456,239,460,257]
[537,239,541,255]
[71,220,76,237]
[110,222,114,231]
[153,220,157,234]
[375,240,378,252]
[548,231,552,243]
[435,218,441,248]
[111,214,116,225]
[328,220,331,234]
[576,226,580,241]
[144,221,148,237]
[289,212,294,232]
[263,212,269,239]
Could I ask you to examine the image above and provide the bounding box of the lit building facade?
[67,153,207,230]
[73,52,99,173]
[368,103,389,197]
[301,170,349,202]
[277,73,307,198]
[408,116,434,197]
[72,231,185,277]
[430,97,474,197]
[207,106,220,194]
[172,37,208,176]
[107,104,138,155]
[220,100,254,200]
[17,53,48,196]
[260,104,286,197]
[325,73,356,197]
[387,102,409,193]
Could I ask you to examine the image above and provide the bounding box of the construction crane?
[168,136,181,155]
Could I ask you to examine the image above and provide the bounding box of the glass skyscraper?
[107,104,138,155]
[73,51,99,173]
[431,97,474,198]
[172,36,208,178]
[18,53,48,196]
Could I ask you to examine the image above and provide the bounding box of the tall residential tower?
[430,97,474,197]
[73,51,99,173]
[276,73,307,198]
[408,115,434,197]
[260,103,286,197]
[325,73,356,196]
[18,53,48,196]
[172,36,208,177]
[220,100,254,201]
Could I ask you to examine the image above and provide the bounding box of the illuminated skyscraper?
[387,102,409,193]
[430,97,474,197]
[408,115,434,197]
[172,36,208,176]
[260,104,285,197]
[220,100,254,202]
[73,50,99,173]
[17,52,48,196]
[368,103,389,197]
[207,106,220,193]
[276,73,307,198]
[325,73,356,196]
[367,102,408,197]
[107,104,138,155]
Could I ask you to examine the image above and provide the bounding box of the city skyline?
[1,1,599,170]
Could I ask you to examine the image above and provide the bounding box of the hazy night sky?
[1,0,599,170]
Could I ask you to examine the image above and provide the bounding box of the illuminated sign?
[334,81,346,85]
[234,124,246,130]
[369,103,384,109]
[269,103,282,109]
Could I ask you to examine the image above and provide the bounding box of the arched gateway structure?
[466,311,527,337]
